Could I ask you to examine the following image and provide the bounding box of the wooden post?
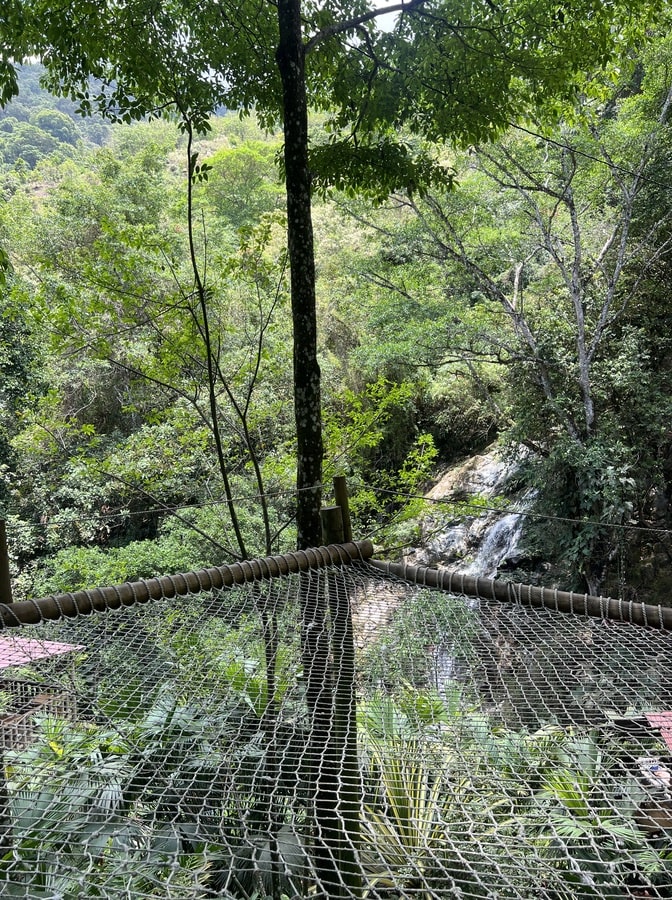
[333,477,352,543]
[320,505,344,545]
[0,521,12,605]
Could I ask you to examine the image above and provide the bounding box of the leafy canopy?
[0,0,664,194]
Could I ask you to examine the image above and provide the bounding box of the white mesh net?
[0,553,671,898]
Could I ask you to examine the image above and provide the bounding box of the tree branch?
[304,0,427,54]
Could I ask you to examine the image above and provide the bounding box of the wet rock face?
[408,445,531,577]
[407,448,672,603]
[425,450,517,503]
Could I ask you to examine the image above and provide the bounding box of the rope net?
[0,554,671,898]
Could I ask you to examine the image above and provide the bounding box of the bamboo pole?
[368,558,672,630]
[0,540,374,628]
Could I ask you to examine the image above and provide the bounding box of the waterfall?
[410,445,531,579]
[406,446,535,696]
[459,512,525,579]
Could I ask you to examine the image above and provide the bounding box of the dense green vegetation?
[2,22,672,600]
[343,34,672,595]
[0,0,664,562]
[0,76,436,596]
[0,21,670,596]
[1,8,672,895]
[0,66,110,175]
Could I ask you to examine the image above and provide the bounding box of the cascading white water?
[410,446,532,694]
[459,512,525,579]
[410,445,531,578]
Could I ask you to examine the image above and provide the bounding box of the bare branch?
[304,0,427,54]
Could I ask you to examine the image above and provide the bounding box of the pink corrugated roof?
[0,637,84,670]
[646,712,672,753]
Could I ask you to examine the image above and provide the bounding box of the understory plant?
[357,692,672,899]
[0,684,299,898]
[532,731,672,898]
[2,645,672,898]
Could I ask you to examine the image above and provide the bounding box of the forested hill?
[0,65,111,176]
[2,43,672,603]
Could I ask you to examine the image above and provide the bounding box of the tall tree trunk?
[276,0,323,552]
[276,6,347,896]
[275,5,334,897]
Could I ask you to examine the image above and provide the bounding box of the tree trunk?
[276,6,342,896]
[276,0,323,552]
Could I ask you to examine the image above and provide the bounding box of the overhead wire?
[79,482,321,522]
[7,482,326,538]
[14,476,672,543]
[369,485,672,537]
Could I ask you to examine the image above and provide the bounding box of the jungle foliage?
[1,15,672,598]
[1,9,672,897]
